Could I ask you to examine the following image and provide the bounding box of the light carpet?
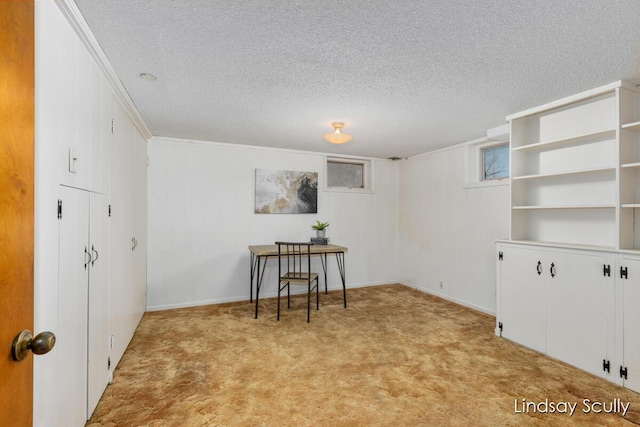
[87,284,640,426]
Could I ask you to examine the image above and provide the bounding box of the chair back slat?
[275,241,313,280]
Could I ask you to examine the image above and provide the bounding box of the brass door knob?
[11,330,56,361]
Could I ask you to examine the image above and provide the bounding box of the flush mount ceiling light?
[323,122,353,144]
[139,72,157,81]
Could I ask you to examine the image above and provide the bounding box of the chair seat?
[281,272,319,283]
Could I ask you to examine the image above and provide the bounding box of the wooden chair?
[276,242,319,322]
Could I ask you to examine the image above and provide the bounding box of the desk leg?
[335,252,347,308]
[254,255,269,319]
[320,253,328,294]
[250,253,257,303]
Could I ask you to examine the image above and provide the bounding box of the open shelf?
[621,121,640,131]
[513,204,615,210]
[512,129,615,152]
[512,166,615,181]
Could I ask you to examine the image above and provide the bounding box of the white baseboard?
[399,280,496,317]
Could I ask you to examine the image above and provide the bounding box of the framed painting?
[255,169,318,214]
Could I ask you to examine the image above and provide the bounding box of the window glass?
[482,144,509,180]
[327,161,364,188]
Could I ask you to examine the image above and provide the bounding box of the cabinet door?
[87,192,109,416]
[132,128,147,321]
[545,250,612,378]
[622,258,640,392]
[498,245,546,352]
[109,95,135,367]
[57,186,89,427]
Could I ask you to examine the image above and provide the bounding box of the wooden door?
[0,1,35,425]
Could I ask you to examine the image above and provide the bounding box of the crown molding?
[53,0,153,139]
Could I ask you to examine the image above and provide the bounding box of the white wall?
[147,137,400,310]
[398,143,510,314]
[34,1,149,425]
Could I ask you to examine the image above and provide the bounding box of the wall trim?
[146,281,388,312]
[54,0,153,140]
[400,280,496,317]
[151,136,392,162]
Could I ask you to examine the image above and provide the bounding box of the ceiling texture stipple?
[74,0,640,159]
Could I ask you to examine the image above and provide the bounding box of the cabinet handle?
[550,262,556,278]
[536,261,542,275]
[91,244,99,266]
[84,246,92,270]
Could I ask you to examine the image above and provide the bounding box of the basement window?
[325,157,373,193]
[463,137,510,189]
[482,143,509,180]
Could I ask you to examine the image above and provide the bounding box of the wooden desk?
[248,244,348,319]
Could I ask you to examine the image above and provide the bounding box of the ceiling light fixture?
[323,122,353,144]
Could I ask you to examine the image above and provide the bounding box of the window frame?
[481,142,510,181]
[324,156,374,193]
[463,138,510,189]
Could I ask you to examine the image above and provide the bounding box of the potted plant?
[311,220,329,238]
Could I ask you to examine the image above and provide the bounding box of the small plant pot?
[316,230,326,238]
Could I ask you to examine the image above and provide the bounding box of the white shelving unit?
[497,80,640,394]
[508,80,639,250]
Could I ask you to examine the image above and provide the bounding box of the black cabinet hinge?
[108,204,112,217]
[620,266,628,280]
[498,322,503,336]
[108,357,111,370]
[620,366,628,380]
[603,264,611,277]
[603,359,611,373]
[498,251,503,261]
[57,199,62,219]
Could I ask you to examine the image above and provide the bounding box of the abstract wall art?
[255,169,318,214]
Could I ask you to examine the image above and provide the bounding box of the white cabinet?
[57,187,109,425]
[618,255,640,392]
[497,242,614,379]
[496,244,546,353]
[544,250,613,379]
[109,96,147,368]
[35,2,150,426]
[499,81,640,393]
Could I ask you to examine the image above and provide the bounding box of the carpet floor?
[87,284,640,426]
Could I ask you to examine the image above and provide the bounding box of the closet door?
[57,186,89,427]
[87,192,109,416]
[132,128,147,321]
[109,96,134,367]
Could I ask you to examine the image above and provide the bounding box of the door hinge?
[603,264,611,277]
[498,322,503,336]
[498,251,503,261]
[111,118,115,134]
[620,266,628,280]
[108,204,112,217]
[57,199,62,219]
[108,357,111,370]
[603,359,611,373]
[620,366,628,380]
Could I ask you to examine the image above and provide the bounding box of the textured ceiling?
[74,0,640,159]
